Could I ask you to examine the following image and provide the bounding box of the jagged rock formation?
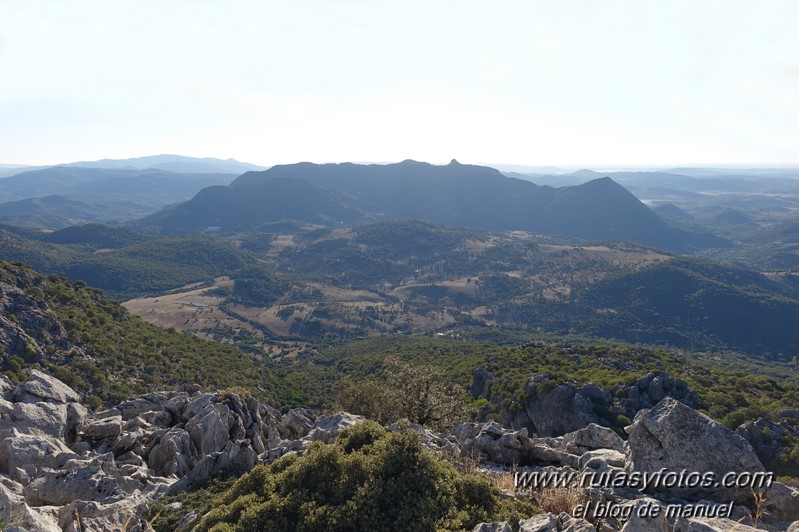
[0,371,362,531]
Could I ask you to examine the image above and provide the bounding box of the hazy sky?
[1,1,797,167]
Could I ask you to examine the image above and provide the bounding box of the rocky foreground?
[1,370,798,531]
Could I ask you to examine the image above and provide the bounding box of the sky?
[1,0,797,168]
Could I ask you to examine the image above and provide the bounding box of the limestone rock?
[623,372,699,415]
[23,453,171,507]
[0,375,14,398]
[147,427,196,477]
[0,479,61,532]
[626,397,764,502]
[473,522,512,532]
[471,366,495,399]
[736,417,799,473]
[0,400,69,439]
[278,408,316,440]
[519,512,559,531]
[81,415,123,440]
[0,429,76,482]
[57,491,153,532]
[306,412,364,444]
[620,498,669,532]
[185,403,231,457]
[563,424,625,453]
[524,375,599,437]
[461,423,527,465]
[578,449,625,471]
[673,517,759,531]
[11,369,80,404]
[764,481,799,521]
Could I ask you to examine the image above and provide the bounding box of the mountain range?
[135,160,724,252]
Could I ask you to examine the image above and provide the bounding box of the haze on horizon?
[1,0,797,169]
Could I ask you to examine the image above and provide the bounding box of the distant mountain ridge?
[0,154,266,178]
[62,154,267,174]
[135,160,724,251]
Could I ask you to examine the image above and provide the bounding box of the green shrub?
[195,422,529,531]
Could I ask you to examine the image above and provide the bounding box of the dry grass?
[490,464,518,492]
[535,485,588,514]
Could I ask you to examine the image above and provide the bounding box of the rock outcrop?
[0,371,365,530]
[479,369,702,438]
[2,368,797,532]
[523,375,601,436]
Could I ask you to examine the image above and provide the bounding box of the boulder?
[57,491,153,532]
[0,479,61,532]
[0,429,76,482]
[764,481,799,521]
[306,412,364,444]
[0,375,14,398]
[278,408,315,440]
[471,366,495,399]
[525,443,579,469]
[165,448,246,496]
[626,397,764,502]
[563,423,624,453]
[559,515,596,531]
[620,498,669,532]
[185,403,231,457]
[81,415,123,440]
[0,400,69,439]
[147,427,196,477]
[461,423,527,465]
[11,369,80,404]
[736,418,799,472]
[623,372,699,415]
[519,512,559,532]
[673,517,759,531]
[115,397,161,421]
[473,522,512,532]
[181,393,216,421]
[578,449,625,471]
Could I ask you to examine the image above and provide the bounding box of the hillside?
[0,195,152,228]
[120,220,799,358]
[134,160,724,252]
[0,228,276,297]
[2,216,797,357]
[0,261,280,404]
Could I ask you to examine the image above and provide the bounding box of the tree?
[335,357,468,431]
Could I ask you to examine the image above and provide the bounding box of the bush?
[195,422,529,531]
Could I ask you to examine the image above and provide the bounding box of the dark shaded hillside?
[135,160,724,251]
[0,195,152,228]
[0,230,276,297]
[42,223,147,248]
[580,260,799,356]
